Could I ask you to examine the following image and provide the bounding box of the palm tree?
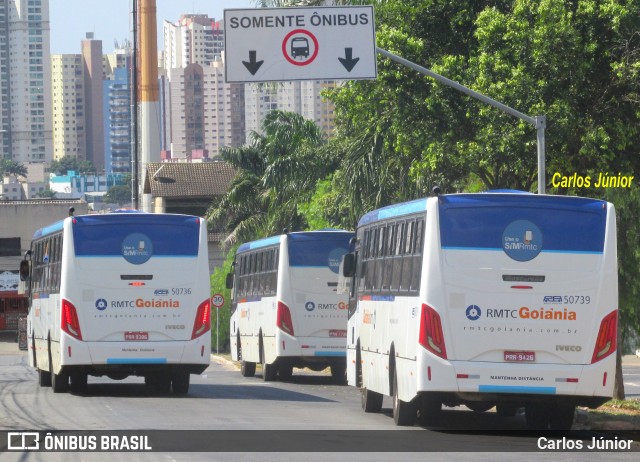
[0,159,28,179]
[207,110,332,246]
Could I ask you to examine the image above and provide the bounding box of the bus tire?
[278,361,293,381]
[330,363,347,385]
[496,403,519,417]
[38,368,52,387]
[172,372,190,395]
[51,370,69,393]
[549,403,575,430]
[262,357,277,382]
[418,394,442,427]
[241,360,256,377]
[361,387,383,413]
[525,404,550,430]
[69,371,88,393]
[466,402,494,413]
[260,338,277,381]
[392,370,416,426]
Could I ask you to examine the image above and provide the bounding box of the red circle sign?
[282,29,319,66]
[212,294,225,308]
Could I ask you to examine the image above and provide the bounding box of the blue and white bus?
[342,192,618,429]
[20,212,211,394]
[228,230,354,381]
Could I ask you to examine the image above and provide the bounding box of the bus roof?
[32,212,202,240]
[237,230,352,253]
[358,191,608,227]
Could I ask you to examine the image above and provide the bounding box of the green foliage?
[104,184,131,205]
[48,156,96,176]
[0,159,28,179]
[209,247,237,353]
[606,186,640,353]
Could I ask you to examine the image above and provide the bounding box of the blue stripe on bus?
[33,219,65,239]
[442,246,603,255]
[358,198,427,226]
[478,385,556,394]
[106,358,167,364]
[238,235,281,253]
[314,351,346,357]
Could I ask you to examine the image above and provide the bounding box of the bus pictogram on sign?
[282,29,319,66]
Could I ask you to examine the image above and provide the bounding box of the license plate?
[504,351,535,362]
[329,329,347,338]
[125,331,149,341]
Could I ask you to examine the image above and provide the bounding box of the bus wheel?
[361,387,383,413]
[172,372,190,395]
[392,370,416,426]
[466,402,494,413]
[496,403,519,417]
[145,374,171,394]
[262,357,277,382]
[260,338,277,381]
[51,370,69,393]
[69,372,88,393]
[241,360,256,377]
[549,403,575,430]
[278,361,293,381]
[418,394,442,427]
[330,363,347,385]
[525,404,551,430]
[38,368,52,387]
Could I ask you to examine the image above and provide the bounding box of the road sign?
[212,293,225,308]
[224,6,377,82]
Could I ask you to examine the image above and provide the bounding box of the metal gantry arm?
[376,47,547,194]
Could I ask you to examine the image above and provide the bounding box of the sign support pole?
[376,47,547,194]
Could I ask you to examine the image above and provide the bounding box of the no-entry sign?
[224,6,377,82]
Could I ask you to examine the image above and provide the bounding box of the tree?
[0,159,28,179]
[48,156,96,176]
[104,185,131,205]
[207,110,331,246]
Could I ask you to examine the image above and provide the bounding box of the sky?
[49,0,254,54]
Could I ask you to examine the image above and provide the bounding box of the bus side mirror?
[225,273,234,289]
[342,253,355,278]
[19,260,30,281]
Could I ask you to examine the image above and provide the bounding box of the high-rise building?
[162,15,244,159]
[167,61,244,159]
[162,15,221,74]
[1,0,52,164]
[81,33,105,171]
[244,80,338,142]
[51,54,85,161]
[103,66,131,174]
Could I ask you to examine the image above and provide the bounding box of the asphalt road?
[0,334,638,462]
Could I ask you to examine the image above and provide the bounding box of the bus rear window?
[72,216,200,257]
[288,232,352,272]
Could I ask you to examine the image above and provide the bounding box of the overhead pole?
[130,0,139,210]
[376,47,547,194]
[138,0,161,212]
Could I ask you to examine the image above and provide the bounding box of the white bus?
[20,212,212,394]
[342,192,618,429]
[228,230,354,382]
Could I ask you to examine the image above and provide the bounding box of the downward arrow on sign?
[338,48,360,72]
[242,50,264,75]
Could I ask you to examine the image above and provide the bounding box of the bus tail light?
[419,304,447,359]
[277,302,294,336]
[61,299,82,340]
[192,299,211,339]
[591,310,617,363]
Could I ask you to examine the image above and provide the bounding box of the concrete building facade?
[1,0,52,164]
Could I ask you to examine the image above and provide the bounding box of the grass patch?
[594,398,640,415]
